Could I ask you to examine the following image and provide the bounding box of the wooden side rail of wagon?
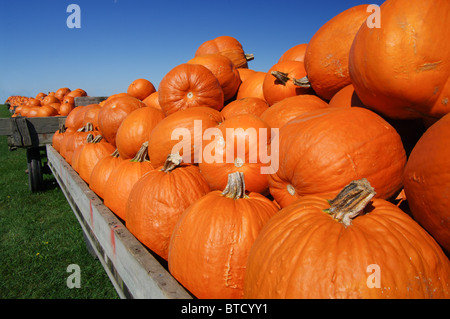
[0,97,108,192]
[45,144,192,299]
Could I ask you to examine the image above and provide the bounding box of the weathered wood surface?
[46,144,192,299]
[75,96,109,107]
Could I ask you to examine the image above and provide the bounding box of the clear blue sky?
[0,0,384,103]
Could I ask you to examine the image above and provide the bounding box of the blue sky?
[0,0,384,103]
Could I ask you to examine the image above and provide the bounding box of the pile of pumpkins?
[52,0,450,299]
[8,88,88,117]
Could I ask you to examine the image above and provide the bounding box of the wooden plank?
[75,96,109,107]
[46,144,192,299]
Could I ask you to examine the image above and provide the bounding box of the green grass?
[0,105,119,299]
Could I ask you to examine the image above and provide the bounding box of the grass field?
[0,105,119,299]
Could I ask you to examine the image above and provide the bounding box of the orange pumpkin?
[269,107,407,208]
[349,0,450,120]
[221,97,269,120]
[158,63,225,116]
[127,78,156,101]
[142,91,162,110]
[81,104,102,131]
[89,149,123,199]
[278,43,308,63]
[244,179,450,299]
[328,84,365,108]
[168,172,279,299]
[55,88,71,101]
[126,153,210,261]
[77,135,115,184]
[115,106,165,160]
[236,71,266,101]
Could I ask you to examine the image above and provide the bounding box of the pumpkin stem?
[271,71,290,85]
[91,134,103,144]
[161,153,183,173]
[221,171,248,199]
[293,76,311,88]
[131,141,150,162]
[324,178,376,227]
[111,148,120,157]
[245,53,255,62]
[86,133,95,143]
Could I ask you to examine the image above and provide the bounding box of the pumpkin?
[103,142,154,221]
[168,172,279,299]
[142,91,162,110]
[59,101,74,116]
[269,107,406,208]
[260,94,329,129]
[27,98,41,106]
[66,88,87,98]
[77,134,115,184]
[126,153,210,261]
[37,105,58,117]
[81,104,102,131]
[278,43,308,63]
[115,106,165,160]
[236,71,266,101]
[147,106,223,168]
[97,95,146,147]
[58,127,77,158]
[55,88,71,101]
[262,61,311,105]
[403,112,450,253]
[188,53,241,101]
[158,63,225,116]
[328,84,365,108]
[237,68,256,83]
[195,35,254,69]
[62,123,97,165]
[42,95,60,106]
[52,124,72,152]
[244,179,450,299]
[127,78,156,101]
[349,0,450,120]
[89,149,123,199]
[298,5,372,101]
[198,114,272,194]
[65,105,86,130]
[221,97,269,120]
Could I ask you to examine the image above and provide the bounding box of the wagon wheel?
[26,147,43,192]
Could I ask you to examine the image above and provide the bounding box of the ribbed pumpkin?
[81,104,102,131]
[262,61,312,105]
[244,179,450,299]
[299,5,372,100]
[195,35,254,69]
[97,95,146,147]
[55,87,71,101]
[115,106,165,160]
[221,97,269,120]
[236,71,266,101]
[148,107,223,168]
[198,114,272,194]
[158,63,225,116]
[188,53,241,102]
[349,0,450,120]
[259,94,329,129]
[89,149,123,199]
[127,78,156,101]
[168,172,279,299]
[62,123,98,165]
[126,154,210,261]
[269,107,407,208]
[52,124,73,153]
[77,135,115,184]
[403,112,450,254]
[278,43,308,63]
[103,142,154,221]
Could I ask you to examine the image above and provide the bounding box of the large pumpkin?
[403,112,450,253]
[188,53,241,102]
[147,107,223,168]
[158,63,224,116]
[89,149,123,199]
[126,154,210,261]
[300,5,372,100]
[244,179,450,299]
[236,71,266,101]
[195,35,254,69]
[115,106,165,160]
[97,95,146,147]
[220,97,269,120]
[278,43,308,63]
[168,172,279,299]
[269,107,406,208]
[349,0,450,120]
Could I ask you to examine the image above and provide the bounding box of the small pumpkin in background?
[168,172,279,299]
[115,106,165,160]
[277,43,308,63]
[236,71,266,101]
[244,179,450,299]
[127,78,156,101]
[260,94,329,129]
[77,134,116,184]
[37,105,58,117]
[195,35,254,69]
[142,91,162,110]
[97,95,146,147]
[262,61,312,105]
[126,153,210,261]
[158,63,225,116]
[188,53,242,102]
[221,97,269,120]
[55,88,71,101]
[89,149,123,199]
[104,142,154,221]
